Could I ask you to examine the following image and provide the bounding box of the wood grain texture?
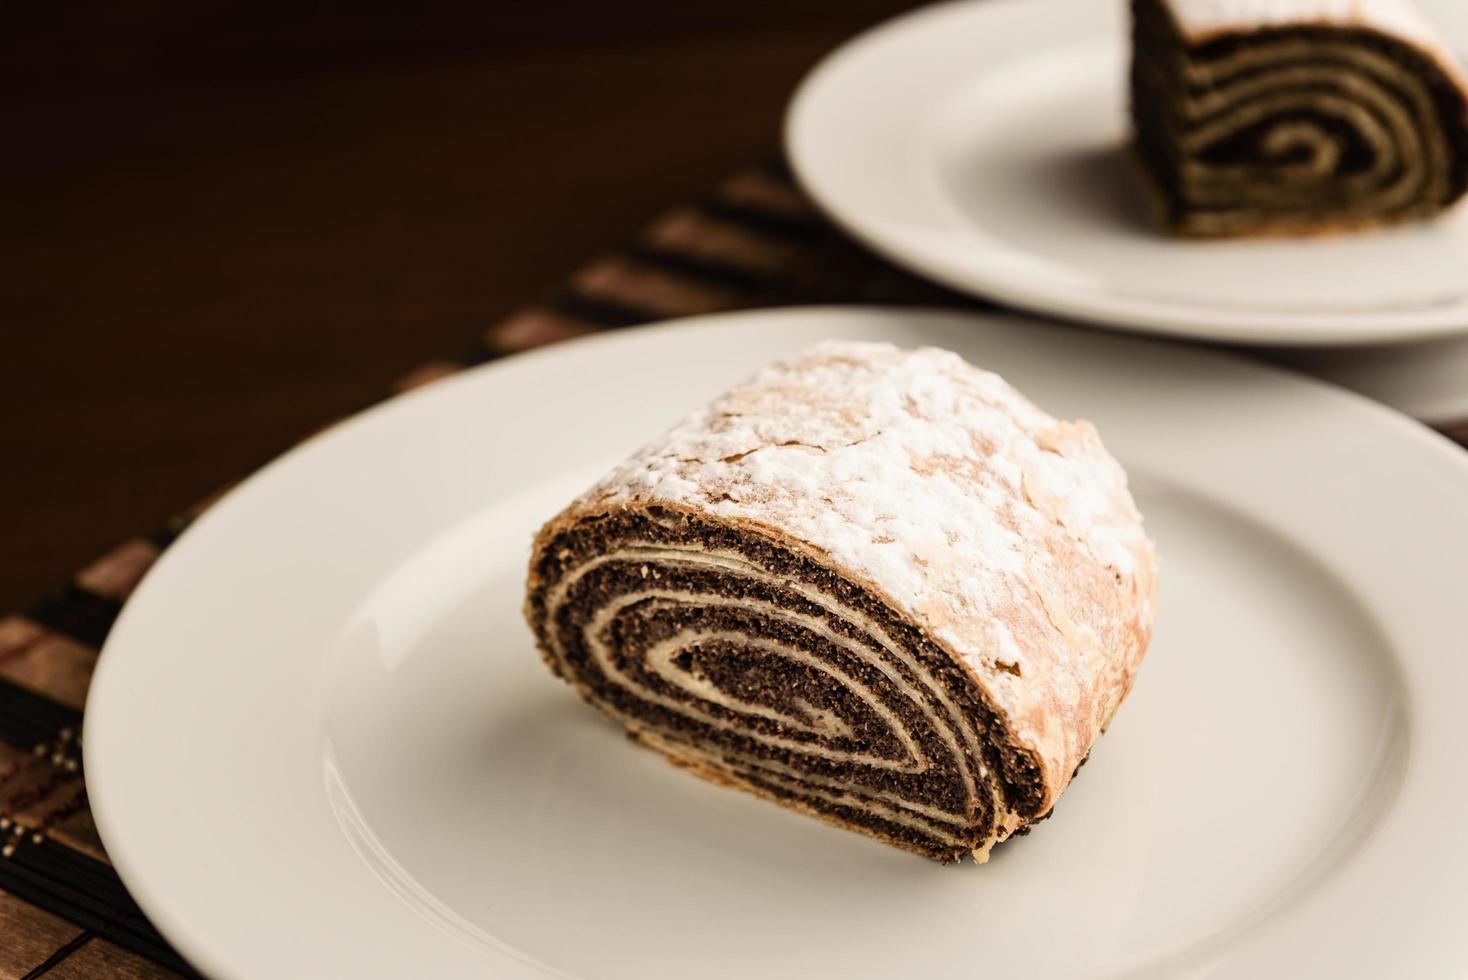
[0,887,83,979]
[0,619,97,712]
[43,939,182,980]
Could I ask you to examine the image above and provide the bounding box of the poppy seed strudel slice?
[1132,0,1468,236]
[524,341,1158,863]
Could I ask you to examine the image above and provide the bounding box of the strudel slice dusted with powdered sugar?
[524,341,1157,862]
[1132,0,1468,236]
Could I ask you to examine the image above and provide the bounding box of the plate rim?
[783,0,1468,347]
[83,305,1468,978]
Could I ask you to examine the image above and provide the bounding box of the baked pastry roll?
[524,341,1157,862]
[1131,0,1468,236]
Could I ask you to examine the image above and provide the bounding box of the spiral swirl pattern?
[527,510,1041,861]
[522,340,1157,863]
[1132,0,1468,235]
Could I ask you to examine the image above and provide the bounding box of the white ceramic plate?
[86,308,1468,979]
[1274,333,1468,426]
[786,0,1468,346]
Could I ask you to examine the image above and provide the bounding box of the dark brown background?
[3,1,918,612]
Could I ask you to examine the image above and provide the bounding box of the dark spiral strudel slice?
[1132,0,1468,236]
[524,341,1158,863]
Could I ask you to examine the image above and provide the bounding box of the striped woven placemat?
[3,161,1464,977]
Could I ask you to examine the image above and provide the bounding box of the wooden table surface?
[2,1,916,615]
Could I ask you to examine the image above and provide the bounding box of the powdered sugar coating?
[572,341,1158,803]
